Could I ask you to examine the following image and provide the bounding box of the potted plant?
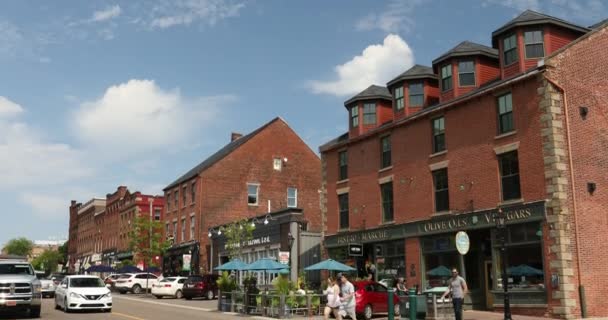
[273,275,294,318]
[217,271,237,312]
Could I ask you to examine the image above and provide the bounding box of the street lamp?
[288,232,295,278]
[493,208,512,320]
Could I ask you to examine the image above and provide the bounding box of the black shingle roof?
[386,64,437,87]
[492,10,588,44]
[432,41,498,66]
[590,18,608,29]
[344,85,392,107]
[163,117,282,191]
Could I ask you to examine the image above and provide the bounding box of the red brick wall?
[405,238,421,290]
[545,25,608,317]
[478,56,500,85]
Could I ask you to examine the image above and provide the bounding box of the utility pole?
[147,197,153,295]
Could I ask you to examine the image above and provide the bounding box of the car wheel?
[175,290,183,299]
[29,306,41,318]
[155,295,163,299]
[363,304,373,320]
[64,298,70,313]
[132,284,142,294]
[206,290,214,300]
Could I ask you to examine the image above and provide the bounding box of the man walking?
[339,273,357,320]
[441,268,468,320]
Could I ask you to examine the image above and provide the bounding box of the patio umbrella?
[426,265,452,277]
[215,259,248,271]
[144,266,161,273]
[304,259,356,272]
[117,265,143,273]
[507,264,543,276]
[242,258,288,286]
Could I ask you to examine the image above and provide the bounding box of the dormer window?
[409,82,424,106]
[351,105,359,127]
[524,30,544,58]
[458,60,475,86]
[503,34,518,65]
[394,87,404,111]
[440,65,452,91]
[363,103,376,125]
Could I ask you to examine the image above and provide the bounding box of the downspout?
[543,75,586,318]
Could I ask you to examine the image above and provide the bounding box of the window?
[363,103,376,125]
[499,151,521,201]
[182,186,187,207]
[172,221,177,239]
[458,60,475,86]
[247,184,259,205]
[339,151,348,180]
[503,34,518,65]
[432,117,446,153]
[174,191,178,208]
[433,169,449,212]
[381,182,394,222]
[273,158,282,171]
[524,30,544,58]
[380,135,391,168]
[166,194,171,210]
[497,93,514,134]
[394,86,404,110]
[154,209,161,221]
[190,216,195,240]
[191,183,196,204]
[287,187,297,208]
[181,218,186,241]
[409,82,424,106]
[338,193,349,229]
[351,105,359,127]
[441,65,452,91]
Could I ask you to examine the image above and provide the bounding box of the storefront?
[116,251,133,263]
[163,240,200,277]
[102,249,117,267]
[325,201,547,311]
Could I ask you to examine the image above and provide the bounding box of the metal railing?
[222,290,326,318]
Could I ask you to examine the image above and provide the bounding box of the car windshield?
[0,264,34,275]
[70,278,105,288]
[160,278,176,283]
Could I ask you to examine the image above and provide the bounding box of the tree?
[127,210,171,272]
[2,237,33,256]
[57,241,68,265]
[31,249,62,273]
[222,219,255,259]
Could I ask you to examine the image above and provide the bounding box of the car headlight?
[70,292,84,299]
[102,292,112,299]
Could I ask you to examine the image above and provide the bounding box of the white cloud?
[356,0,424,33]
[148,0,246,29]
[19,193,67,219]
[308,34,415,97]
[0,96,24,117]
[74,79,234,156]
[92,5,122,22]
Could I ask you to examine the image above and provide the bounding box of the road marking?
[112,312,146,320]
[113,296,213,312]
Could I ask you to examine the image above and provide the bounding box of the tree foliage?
[57,242,68,264]
[222,219,255,259]
[127,210,171,269]
[31,249,62,273]
[2,237,34,256]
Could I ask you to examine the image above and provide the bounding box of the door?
[373,283,388,312]
[56,279,67,306]
[484,261,494,309]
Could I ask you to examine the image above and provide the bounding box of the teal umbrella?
[215,259,248,271]
[426,265,452,277]
[304,259,356,272]
[507,264,543,276]
[242,258,286,271]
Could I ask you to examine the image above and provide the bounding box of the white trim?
[247,183,260,206]
[429,160,449,171]
[494,141,520,155]
[336,187,350,195]
[378,174,394,185]
[287,187,298,208]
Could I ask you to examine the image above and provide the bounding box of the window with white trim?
[287,188,297,208]
[247,184,259,205]
[524,30,544,58]
[394,86,404,110]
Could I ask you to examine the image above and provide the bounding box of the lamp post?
[493,208,512,320]
[288,232,295,280]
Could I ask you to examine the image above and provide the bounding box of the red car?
[352,280,401,320]
[182,274,219,300]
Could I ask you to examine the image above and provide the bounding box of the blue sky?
[0,0,605,247]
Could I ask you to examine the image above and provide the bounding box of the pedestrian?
[440,268,468,320]
[339,274,357,320]
[396,277,407,296]
[323,276,342,320]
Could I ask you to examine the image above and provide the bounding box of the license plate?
[6,300,17,307]
[188,284,194,287]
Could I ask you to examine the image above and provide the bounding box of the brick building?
[320,10,608,319]
[162,117,321,282]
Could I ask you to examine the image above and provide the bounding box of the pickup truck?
[0,259,42,318]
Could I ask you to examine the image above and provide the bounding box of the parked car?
[54,275,112,313]
[151,276,187,299]
[114,273,159,294]
[35,271,56,298]
[182,274,219,300]
[104,274,122,291]
[0,259,42,318]
[49,272,68,287]
[352,280,401,320]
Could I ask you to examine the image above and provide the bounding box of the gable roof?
[432,41,498,67]
[386,64,437,87]
[344,85,392,107]
[492,10,589,44]
[163,117,282,191]
[590,18,608,29]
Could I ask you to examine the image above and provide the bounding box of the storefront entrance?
[484,261,494,309]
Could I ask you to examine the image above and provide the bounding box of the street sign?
[279,251,290,264]
[455,231,470,255]
[348,244,363,256]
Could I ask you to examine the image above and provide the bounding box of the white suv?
[114,273,159,294]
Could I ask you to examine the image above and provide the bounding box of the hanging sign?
[348,244,363,256]
[279,251,290,265]
[455,231,470,255]
[183,254,192,271]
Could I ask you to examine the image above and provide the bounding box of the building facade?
[320,10,607,319]
[162,117,321,282]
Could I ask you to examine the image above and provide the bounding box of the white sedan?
[151,276,187,299]
[54,275,112,312]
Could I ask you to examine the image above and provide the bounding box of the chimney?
[231,132,243,142]
[71,200,76,206]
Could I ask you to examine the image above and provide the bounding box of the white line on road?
[113,296,213,312]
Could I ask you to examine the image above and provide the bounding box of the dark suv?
[182,274,219,300]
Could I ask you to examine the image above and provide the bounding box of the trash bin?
[423,287,454,320]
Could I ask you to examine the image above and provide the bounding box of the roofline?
[492,19,589,41]
[544,21,608,62]
[386,74,438,87]
[321,68,542,153]
[432,50,498,66]
[343,95,392,107]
